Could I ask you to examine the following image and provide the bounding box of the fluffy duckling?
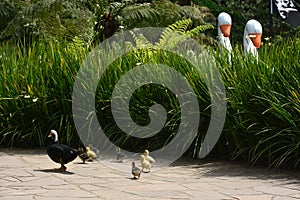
[86,146,97,161]
[140,155,151,172]
[115,147,127,162]
[89,144,100,155]
[47,130,78,171]
[131,162,141,179]
[78,147,89,164]
[144,150,155,163]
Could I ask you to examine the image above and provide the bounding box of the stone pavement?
[1,149,300,200]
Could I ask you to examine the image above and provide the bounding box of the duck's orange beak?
[249,33,262,48]
[220,24,231,37]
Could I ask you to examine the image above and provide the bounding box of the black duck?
[47,130,78,171]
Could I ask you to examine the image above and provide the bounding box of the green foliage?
[0,0,216,46]
[198,0,300,43]
[0,0,19,30]
[0,0,95,43]
[1,28,300,168]
[93,49,209,152]
[0,39,88,147]
[186,23,214,37]
[215,36,300,168]
[120,3,160,27]
[157,18,214,48]
[1,1,300,169]
[92,0,215,43]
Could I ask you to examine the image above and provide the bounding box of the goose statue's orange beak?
[220,24,232,37]
[249,33,262,48]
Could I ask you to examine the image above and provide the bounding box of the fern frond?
[120,3,159,28]
[0,0,19,30]
[168,19,192,33]
[110,2,125,14]
[181,6,205,24]
[186,24,214,37]
[130,30,153,49]
[156,19,192,49]
[153,0,183,17]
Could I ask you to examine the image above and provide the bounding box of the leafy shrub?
[0,0,95,44]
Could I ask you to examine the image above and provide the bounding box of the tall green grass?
[216,37,300,168]
[0,36,299,168]
[0,40,87,147]
[93,49,211,153]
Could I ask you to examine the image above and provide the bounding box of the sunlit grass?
[0,40,87,147]
[0,36,299,168]
[216,37,300,168]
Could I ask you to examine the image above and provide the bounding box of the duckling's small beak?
[47,133,53,138]
[249,33,262,48]
[220,24,231,37]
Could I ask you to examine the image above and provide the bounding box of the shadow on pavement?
[171,156,300,184]
[34,169,74,175]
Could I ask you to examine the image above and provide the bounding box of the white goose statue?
[243,19,262,61]
[217,12,232,53]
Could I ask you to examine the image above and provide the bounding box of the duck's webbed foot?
[54,164,67,172]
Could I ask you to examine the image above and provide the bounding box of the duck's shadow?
[34,169,74,175]
[111,160,125,163]
[128,177,140,180]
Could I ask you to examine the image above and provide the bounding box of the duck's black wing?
[47,144,78,164]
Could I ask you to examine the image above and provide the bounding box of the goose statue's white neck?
[243,19,262,61]
[217,12,232,52]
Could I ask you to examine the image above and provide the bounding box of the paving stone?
[38,189,96,198]
[289,193,300,198]
[212,179,267,190]
[182,182,221,191]
[219,187,263,196]
[185,190,234,200]
[65,177,111,185]
[284,184,300,191]
[87,188,141,199]
[1,187,47,196]
[0,196,36,200]
[272,196,298,200]
[0,156,27,168]
[253,186,299,196]
[231,194,274,200]
[36,197,98,200]
[1,149,300,200]
[1,169,34,177]
[119,182,187,192]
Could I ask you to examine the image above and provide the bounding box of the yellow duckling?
[140,155,151,172]
[86,146,97,161]
[144,150,155,163]
[89,144,100,155]
[131,162,141,179]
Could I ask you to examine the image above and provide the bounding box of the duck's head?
[132,162,136,168]
[245,19,262,48]
[217,12,232,37]
[48,129,58,144]
[115,147,121,153]
[144,150,149,156]
[86,147,91,152]
[78,147,85,153]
